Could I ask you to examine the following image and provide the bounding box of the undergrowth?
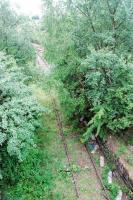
[102,166,120,200]
[5,131,55,200]
[4,87,62,200]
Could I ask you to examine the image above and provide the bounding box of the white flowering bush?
[0,52,43,180]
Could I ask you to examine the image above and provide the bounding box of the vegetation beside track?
[1,0,133,199]
[42,0,133,142]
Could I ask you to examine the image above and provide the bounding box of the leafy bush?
[0,52,43,182]
[83,50,133,140]
[5,144,54,200]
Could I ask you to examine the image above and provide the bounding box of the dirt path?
[34,45,107,200]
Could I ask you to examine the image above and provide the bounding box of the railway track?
[84,144,110,200]
[35,44,131,200]
[35,46,110,200]
[52,97,110,200]
[52,98,80,199]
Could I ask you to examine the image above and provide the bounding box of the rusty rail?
[85,144,110,200]
[52,97,111,200]
[52,98,80,199]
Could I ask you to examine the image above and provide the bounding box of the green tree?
[42,0,133,139]
[0,0,35,64]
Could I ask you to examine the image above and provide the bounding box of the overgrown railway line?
[84,144,110,200]
[52,98,80,199]
[52,97,110,200]
[35,44,108,200]
[52,96,132,200]
[35,44,131,200]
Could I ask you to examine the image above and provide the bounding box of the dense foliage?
[0,0,35,65]
[0,0,43,192]
[1,0,133,199]
[0,52,42,182]
[43,0,133,140]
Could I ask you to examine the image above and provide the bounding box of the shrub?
[83,50,133,140]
